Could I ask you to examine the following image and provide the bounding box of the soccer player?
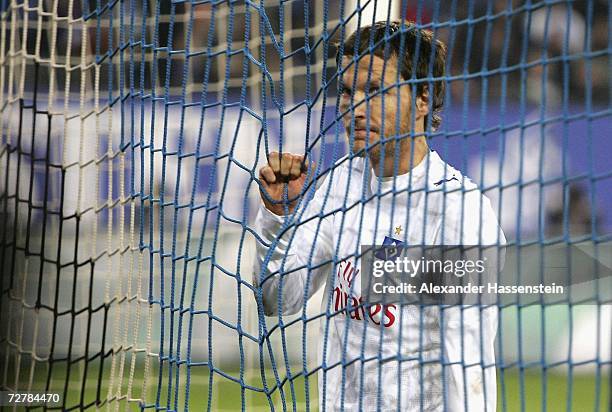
[254,21,505,411]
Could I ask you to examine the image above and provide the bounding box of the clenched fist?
[259,152,313,216]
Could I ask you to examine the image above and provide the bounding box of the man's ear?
[416,86,430,119]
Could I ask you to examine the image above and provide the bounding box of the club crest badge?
[374,234,405,260]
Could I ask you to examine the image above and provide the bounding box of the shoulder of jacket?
[426,153,479,194]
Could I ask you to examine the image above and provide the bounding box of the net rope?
[0,0,610,410]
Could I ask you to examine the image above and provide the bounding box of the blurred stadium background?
[0,0,610,410]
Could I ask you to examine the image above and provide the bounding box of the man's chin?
[348,141,366,157]
[350,147,382,161]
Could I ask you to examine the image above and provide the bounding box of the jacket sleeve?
[253,176,335,316]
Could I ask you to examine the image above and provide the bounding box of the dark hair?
[338,21,447,130]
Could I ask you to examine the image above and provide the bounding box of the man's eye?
[340,86,351,96]
[369,86,381,95]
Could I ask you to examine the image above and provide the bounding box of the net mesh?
[0,0,610,410]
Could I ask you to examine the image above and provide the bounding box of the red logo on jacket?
[332,260,397,327]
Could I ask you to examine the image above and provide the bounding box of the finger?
[300,156,310,173]
[290,155,303,179]
[259,165,277,184]
[280,153,292,177]
[268,151,281,174]
[302,159,317,187]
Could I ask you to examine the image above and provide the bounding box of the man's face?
[339,54,423,162]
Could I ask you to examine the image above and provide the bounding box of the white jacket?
[254,151,505,411]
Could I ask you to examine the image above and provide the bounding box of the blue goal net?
[0,0,610,410]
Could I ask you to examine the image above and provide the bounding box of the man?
[254,21,505,411]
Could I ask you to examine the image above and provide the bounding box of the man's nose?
[344,91,368,119]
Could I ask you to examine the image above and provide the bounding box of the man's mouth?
[350,127,379,139]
